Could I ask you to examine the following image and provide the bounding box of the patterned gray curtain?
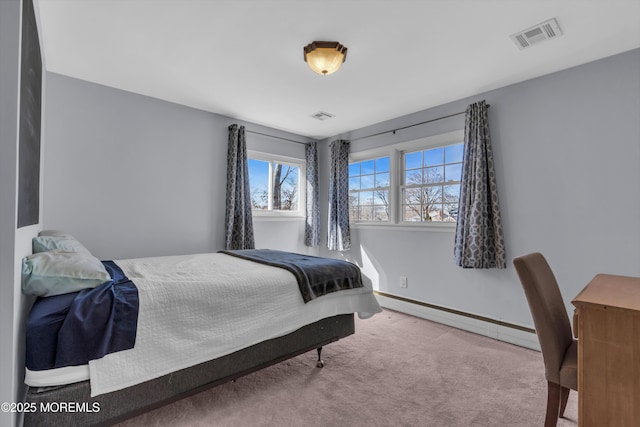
[224,124,255,250]
[327,139,351,251]
[454,101,506,268]
[305,141,320,247]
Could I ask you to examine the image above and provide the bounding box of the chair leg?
[559,386,570,418]
[545,381,561,427]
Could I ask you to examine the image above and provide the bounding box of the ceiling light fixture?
[303,41,348,76]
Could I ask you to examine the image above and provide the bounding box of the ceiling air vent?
[310,111,334,121]
[510,18,563,50]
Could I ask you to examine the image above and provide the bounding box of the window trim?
[247,150,306,218]
[348,130,463,230]
[348,155,392,223]
[400,141,463,224]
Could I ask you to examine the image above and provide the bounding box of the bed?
[21,233,381,426]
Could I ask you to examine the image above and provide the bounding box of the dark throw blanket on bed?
[220,249,363,303]
[26,261,139,371]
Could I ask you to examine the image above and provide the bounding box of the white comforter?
[88,252,381,397]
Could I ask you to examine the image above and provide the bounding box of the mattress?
[24,314,356,427]
[25,365,89,387]
[25,252,381,396]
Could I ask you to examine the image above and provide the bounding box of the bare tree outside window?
[272,164,298,211]
[349,156,390,222]
[402,143,463,223]
[345,138,463,225]
[251,187,268,210]
[403,168,444,221]
[248,157,301,213]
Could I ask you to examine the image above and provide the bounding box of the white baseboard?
[374,293,541,351]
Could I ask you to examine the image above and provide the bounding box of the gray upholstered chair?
[513,252,578,427]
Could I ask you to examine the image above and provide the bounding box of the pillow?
[32,235,91,255]
[22,250,111,297]
[39,230,74,238]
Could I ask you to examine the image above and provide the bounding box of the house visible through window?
[347,130,464,226]
[349,156,390,222]
[248,153,304,215]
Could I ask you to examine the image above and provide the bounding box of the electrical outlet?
[400,276,408,288]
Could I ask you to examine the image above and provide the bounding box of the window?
[347,130,464,227]
[248,153,304,215]
[401,143,463,223]
[349,156,390,222]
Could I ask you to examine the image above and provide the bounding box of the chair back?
[513,252,573,384]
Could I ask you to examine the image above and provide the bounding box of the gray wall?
[43,73,312,260]
[43,49,639,333]
[1,1,43,425]
[0,3,22,424]
[319,48,640,328]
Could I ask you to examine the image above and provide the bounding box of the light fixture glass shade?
[303,41,347,75]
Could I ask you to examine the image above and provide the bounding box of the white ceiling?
[36,0,640,140]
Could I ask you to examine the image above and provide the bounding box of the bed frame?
[24,314,354,426]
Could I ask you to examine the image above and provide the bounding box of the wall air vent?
[510,18,563,50]
[310,111,335,121]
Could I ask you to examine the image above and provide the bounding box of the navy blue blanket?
[26,261,139,371]
[220,249,363,303]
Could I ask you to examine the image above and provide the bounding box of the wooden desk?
[572,274,640,427]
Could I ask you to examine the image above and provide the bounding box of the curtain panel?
[327,139,351,251]
[224,124,255,250]
[305,141,320,247]
[454,101,506,268]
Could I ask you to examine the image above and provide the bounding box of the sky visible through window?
[248,158,299,211]
[402,143,463,222]
[348,142,464,224]
[248,159,269,208]
[349,156,391,222]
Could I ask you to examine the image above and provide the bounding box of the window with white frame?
[247,152,304,215]
[347,130,464,226]
[401,143,463,223]
[348,156,391,222]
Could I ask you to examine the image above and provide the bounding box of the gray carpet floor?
[117,308,578,426]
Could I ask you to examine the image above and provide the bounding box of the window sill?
[253,214,305,222]
[350,222,457,232]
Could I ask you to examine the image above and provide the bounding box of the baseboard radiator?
[373,291,540,351]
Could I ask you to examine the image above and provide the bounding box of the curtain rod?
[245,103,490,145]
[350,104,490,143]
[246,129,309,146]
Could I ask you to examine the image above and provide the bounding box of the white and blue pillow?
[22,231,110,297]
